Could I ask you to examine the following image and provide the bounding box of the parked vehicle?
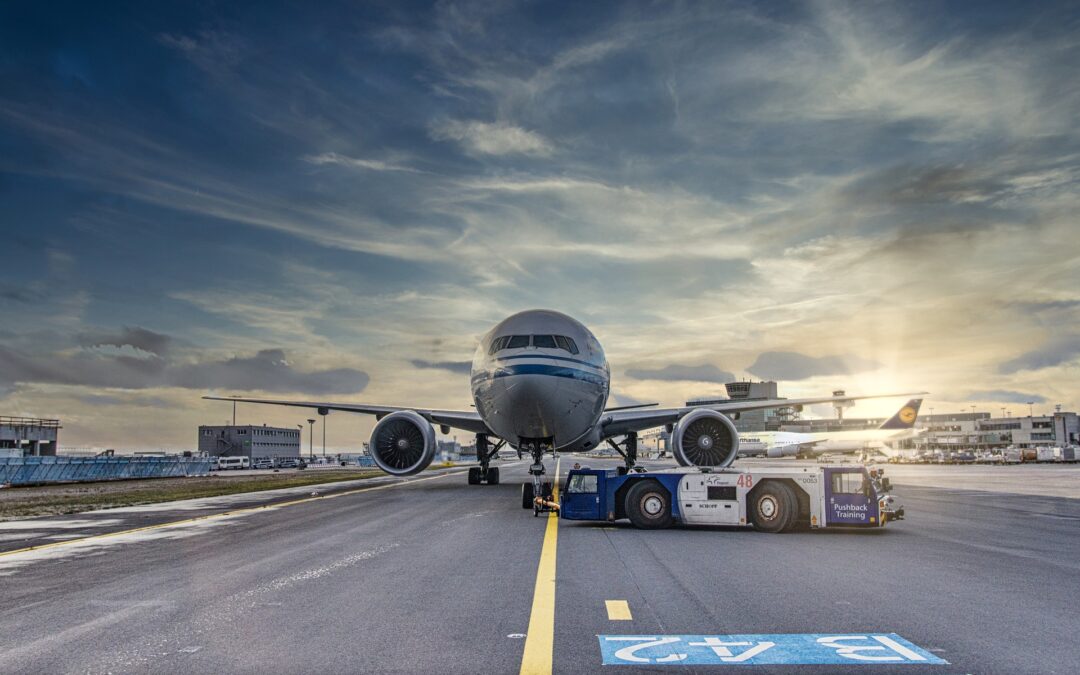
[216,456,250,470]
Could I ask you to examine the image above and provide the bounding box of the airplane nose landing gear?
[521,438,557,515]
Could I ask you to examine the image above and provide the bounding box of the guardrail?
[0,456,213,486]
[0,416,61,428]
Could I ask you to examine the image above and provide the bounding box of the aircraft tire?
[468,467,482,485]
[750,481,796,533]
[521,482,535,509]
[486,467,500,485]
[625,480,673,529]
[541,481,553,498]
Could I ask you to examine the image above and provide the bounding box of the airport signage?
[598,633,946,666]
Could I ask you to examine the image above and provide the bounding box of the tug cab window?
[532,335,557,349]
[832,472,868,495]
[566,474,598,494]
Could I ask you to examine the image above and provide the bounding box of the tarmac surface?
[0,457,1077,674]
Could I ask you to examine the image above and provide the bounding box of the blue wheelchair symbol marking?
[598,633,947,666]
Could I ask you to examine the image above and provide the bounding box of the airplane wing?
[599,392,928,438]
[202,396,491,435]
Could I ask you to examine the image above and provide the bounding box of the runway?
[0,457,1077,674]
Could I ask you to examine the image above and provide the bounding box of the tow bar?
[534,497,559,513]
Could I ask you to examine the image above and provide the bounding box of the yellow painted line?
[519,458,561,675]
[0,470,464,560]
[605,600,632,621]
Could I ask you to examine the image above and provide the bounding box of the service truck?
[559,464,902,532]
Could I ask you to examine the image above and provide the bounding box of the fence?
[0,456,213,486]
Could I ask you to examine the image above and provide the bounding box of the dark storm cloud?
[170,349,368,394]
[747,351,880,381]
[625,364,735,384]
[410,359,472,375]
[0,345,368,395]
[998,335,1080,374]
[79,326,172,356]
[78,393,173,408]
[967,390,1047,404]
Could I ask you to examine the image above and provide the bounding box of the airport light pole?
[1027,402,1034,418]
[318,407,329,458]
[307,419,316,459]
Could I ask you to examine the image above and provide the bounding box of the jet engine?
[671,409,740,468]
[368,410,437,476]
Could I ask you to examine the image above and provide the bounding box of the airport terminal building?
[917,411,1079,451]
[198,425,301,459]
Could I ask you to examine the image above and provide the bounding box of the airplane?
[205,309,922,510]
[743,399,924,459]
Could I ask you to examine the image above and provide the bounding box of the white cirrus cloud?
[302,152,424,174]
[430,119,552,156]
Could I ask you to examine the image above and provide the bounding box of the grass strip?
[0,470,384,520]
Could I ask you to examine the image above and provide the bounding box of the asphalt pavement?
[0,457,1077,674]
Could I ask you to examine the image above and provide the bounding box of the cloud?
[998,335,1080,373]
[0,345,369,395]
[78,393,173,408]
[611,392,653,408]
[158,29,249,72]
[967,390,1047,404]
[78,326,172,356]
[302,153,423,174]
[410,359,472,375]
[746,351,881,381]
[170,349,368,394]
[430,120,552,156]
[625,364,735,383]
[0,284,39,303]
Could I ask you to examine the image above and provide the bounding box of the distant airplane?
[205,310,921,509]
[743,399,925,459]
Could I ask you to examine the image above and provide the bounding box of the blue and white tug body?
[560,464,903,532]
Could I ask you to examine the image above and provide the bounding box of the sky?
[1,1,1078,451]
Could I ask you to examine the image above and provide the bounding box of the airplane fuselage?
[471,310,610,450]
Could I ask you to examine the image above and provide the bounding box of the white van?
[217,456,250,470]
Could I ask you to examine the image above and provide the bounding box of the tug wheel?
[625,480,673,530]
[751,482,796,533]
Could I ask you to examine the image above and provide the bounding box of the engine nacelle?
[671,409,740,468]
[369,410,437,476]
[764,444,790,460]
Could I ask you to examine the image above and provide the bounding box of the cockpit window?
[491,334,580,354]
[488,336,509,354]
[532,335,557,349]
[506,335,530,349]
[555,335,579,354]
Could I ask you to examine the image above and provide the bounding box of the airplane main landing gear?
[469,434,503,485]
[606,431,639,475]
